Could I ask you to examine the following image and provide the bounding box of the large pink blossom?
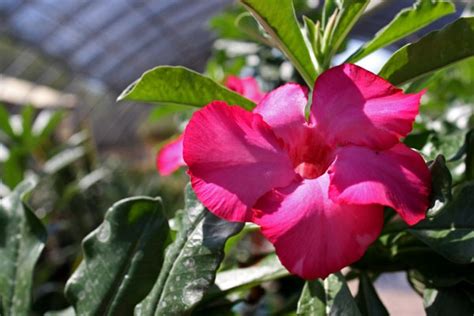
[156,76,265,175]
[182,64,431,279]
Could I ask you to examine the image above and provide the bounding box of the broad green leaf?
[355,273,388,316]
[148,104,190,122]
[424,287,474,315]
[240,0,318,85]
[427,155,452,216]
[347,0,455,62]
[118,66,256,110]
[136,184,243,316]
[0,179,46,316]
[325,0,369,59]
[297,273,361,315]
[409,182,474,264]
[65,197,170,316]
[380,17,474,85]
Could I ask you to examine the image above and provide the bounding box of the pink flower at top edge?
[156,76,266,175]
[182,64,431,280]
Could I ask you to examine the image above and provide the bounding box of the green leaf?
[240,0,318,85]
[118,66,256,110]
[136,184,243,316]
[148,104,190,122]
[208,254,289,299]
[427,155,452,216]
[297,273,361,315]
[65,197,170,316]
[0,179,46,316]
[355,273,388,316]
[33,110,64,145]
[0,105,15,138]
[236,13,273,46]
[325,0,369,59]
[20,106,34,149]
[424,287,474,316]
[379,17,474,85]
[347,0,455,62]
[409,182,474,264]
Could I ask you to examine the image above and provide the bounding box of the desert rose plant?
[2,0,474,315]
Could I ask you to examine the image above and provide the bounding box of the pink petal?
[311,64,424,150]
[254,83,309,146]
[156,134,185,176]
[183,101,295,222]
[225,76,266,103]
[253,174,383,280]
[328,143,431,225]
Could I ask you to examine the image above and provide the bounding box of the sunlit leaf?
[118,66,256,110]
[240,0,318,85]
[380,17,474,85]
[325,0,369,59]
[347,0,455,62]
[65,197,170,316]
[136,184,243,316]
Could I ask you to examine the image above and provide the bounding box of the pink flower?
[182,64,431,279]
[156,76,265,175]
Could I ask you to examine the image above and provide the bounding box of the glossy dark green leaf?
[427,155,452,216]
[136,184,243,316]
[297,273,361,315]
[347,0,455,62]
[65,197,170,316]
[409,182,474,264]
[325,0,369,59]
[424,287,474,316]
[355,273,388,316]
[118,66,256,110]
[240,0,318,85]
[0,179,46,316]
[380,17,474,85]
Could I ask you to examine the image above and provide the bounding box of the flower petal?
[254,83,309,146]
[253,174,383,279]
[225,76,266,103]
[183,101,295,222]
[156,134,185,176]
[328,143,431,225]
[311,64,424,149]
